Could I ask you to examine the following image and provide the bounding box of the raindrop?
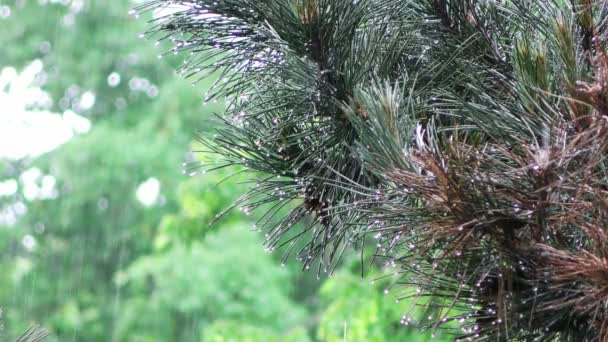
[107,72,121,87]
[22,234,36,251]
[0,5,10,18]
[147,85,159,98]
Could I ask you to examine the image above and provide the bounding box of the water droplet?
[107,72,121,87]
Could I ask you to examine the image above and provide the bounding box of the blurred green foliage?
[154,162,250,247]
[203,321,311,342]
[115,225,307,341]
[317,264,453,342]
[0,1,454,341]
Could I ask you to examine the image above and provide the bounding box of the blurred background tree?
[0,1,449,341]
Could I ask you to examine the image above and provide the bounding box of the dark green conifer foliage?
[141,1,608,340]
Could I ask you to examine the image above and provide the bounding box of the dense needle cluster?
[139,0,608,340]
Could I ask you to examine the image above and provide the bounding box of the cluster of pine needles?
[139,0,608,340]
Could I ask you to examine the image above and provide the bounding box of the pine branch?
[142,0,608,339]
[16,326,49,342]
